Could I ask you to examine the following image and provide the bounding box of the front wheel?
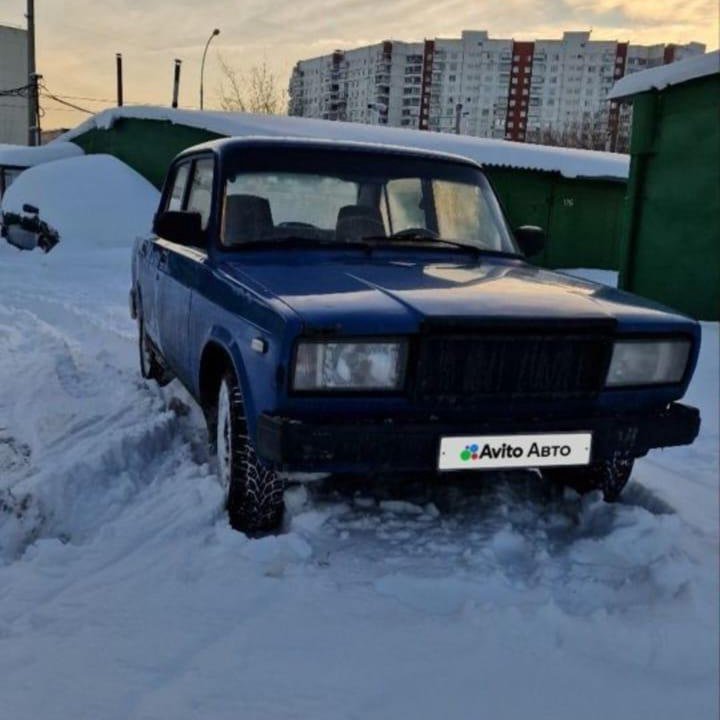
[543,458,634,502]
[215,371,284,534]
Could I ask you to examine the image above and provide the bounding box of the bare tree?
[527,117,612,152]
[217,55,287,115]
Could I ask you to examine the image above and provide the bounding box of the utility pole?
[172,59,182,108]
[26,0,39,145]
[116,53,124,106]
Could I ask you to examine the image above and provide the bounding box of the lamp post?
[200,28,220,110]
[367,101,387,125]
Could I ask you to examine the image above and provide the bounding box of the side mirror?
[514,225,546,257]
[153,210,203,245]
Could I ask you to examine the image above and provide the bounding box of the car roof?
[175,135,483,169]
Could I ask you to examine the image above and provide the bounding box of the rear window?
[227,173,357,230]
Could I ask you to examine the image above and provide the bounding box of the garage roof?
[608,51,720,101]
[59,106,630,182]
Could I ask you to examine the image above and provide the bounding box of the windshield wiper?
[230,234,518,258]
[360,235,523,258]
[359,234,484,254]
[231,235,333,249]
[229,235,376,253]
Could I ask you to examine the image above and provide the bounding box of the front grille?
[414,331,612,406]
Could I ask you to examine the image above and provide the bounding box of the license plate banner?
[439,433,592,471]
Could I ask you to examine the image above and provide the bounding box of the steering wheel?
[277,221,317,230]
[392,227,439,239]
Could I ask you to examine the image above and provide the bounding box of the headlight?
[606,339,690,387]
[293,340,406,391]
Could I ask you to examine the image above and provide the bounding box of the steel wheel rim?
[216,380,232,492]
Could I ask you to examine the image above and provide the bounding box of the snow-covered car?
[130,137,701,534]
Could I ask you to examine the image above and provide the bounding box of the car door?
[154,156,214,386]
[141,161,191,346]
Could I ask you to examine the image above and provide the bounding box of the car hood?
[220,254,695,335]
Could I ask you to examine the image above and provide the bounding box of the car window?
[167,163,190,211]
[186,158,214,230]
[221,147,517,252]
[385,178,426,232]
[433,179,504,249]
[226,173,357,233]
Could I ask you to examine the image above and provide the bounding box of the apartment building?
[288,31,705,150]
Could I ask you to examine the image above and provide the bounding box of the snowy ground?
[0,229,717,718]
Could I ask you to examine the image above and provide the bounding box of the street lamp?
[367,101,387,124]
[200,28,220,110]
[454,103,469,134]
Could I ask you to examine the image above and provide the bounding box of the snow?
[1,154,159,251]
[0,185,717,717]
[0,141,84,168]
[58,105,630,181]
[609,51,720,100]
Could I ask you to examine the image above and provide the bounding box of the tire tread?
[224,374,284,534]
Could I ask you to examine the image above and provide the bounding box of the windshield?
[221,146,518,254]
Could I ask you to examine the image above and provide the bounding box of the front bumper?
[256,402,700,473]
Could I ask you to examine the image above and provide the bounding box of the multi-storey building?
[288,31,705,150]
[0,25,28,145]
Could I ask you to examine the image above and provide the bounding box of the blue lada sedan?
[130,137,701,533]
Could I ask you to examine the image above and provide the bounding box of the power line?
[37,89,167,109]
[32,106,78,114]
[0,84,32,98]
[40,91,94,114]
[3,80,210,121]
[42,92,117,104]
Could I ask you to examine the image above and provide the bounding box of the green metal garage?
[486,168,625,270]
[609,51,720,320]
[58,107,629,272]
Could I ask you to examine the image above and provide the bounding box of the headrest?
[335,205,386,243]
[224,194,274,245]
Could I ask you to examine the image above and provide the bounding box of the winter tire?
[543,457,634,502]
[215,371,284,534]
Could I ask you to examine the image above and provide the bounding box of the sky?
[1,0,718,130]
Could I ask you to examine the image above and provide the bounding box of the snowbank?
[0,141,84,168]
[609,51,720,100]
[0,225,716,718]
[1,154,159,251]
[59,106,630,181]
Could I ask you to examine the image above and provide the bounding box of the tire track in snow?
[0,278,212,562]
